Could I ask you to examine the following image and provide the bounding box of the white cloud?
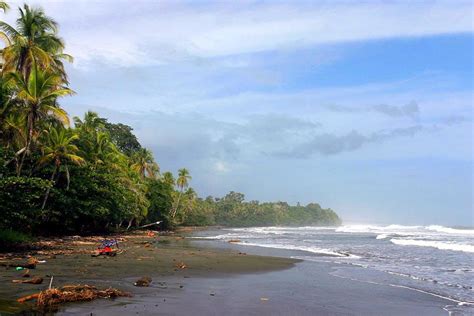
[4,0,472,67]
[214,161,230,173]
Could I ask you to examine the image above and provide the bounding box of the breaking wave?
[390,239,474,253]
[233,241,359,258]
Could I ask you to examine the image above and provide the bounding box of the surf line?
[328,270,473,306]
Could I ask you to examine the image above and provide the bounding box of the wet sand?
[0,231,455,315]
[0,232,297,314]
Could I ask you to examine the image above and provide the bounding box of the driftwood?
[17,284,131,309]
[12,277,43,284]
[17,293,40,303]
[0,257,39,269]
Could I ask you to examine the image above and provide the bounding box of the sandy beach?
[0,230,455,315]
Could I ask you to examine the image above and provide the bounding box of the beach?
[0,229,458,315]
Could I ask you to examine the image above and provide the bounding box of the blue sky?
[5,0,472,225]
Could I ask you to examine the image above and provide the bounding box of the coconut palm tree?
[0,1,9,13]
[5,64,74,175]
[162,171,175,187]
[131,148,159,179]
[177,168,191,191]
[73,111,106,133]
[0,4,71,80]
[171,168,191,218]
[0,2,10,71]
[38,127,84,210]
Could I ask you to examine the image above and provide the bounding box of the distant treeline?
[182,191,342,227]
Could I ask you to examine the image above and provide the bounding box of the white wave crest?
[232,241,360,258]
[390,238,474,253]
[426,225,474,236]
[336,224,474,238]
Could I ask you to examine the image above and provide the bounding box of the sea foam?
[390,238,474,253]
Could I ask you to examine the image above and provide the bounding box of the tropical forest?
[0,3,340,247]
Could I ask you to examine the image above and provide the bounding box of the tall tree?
[5,65,73,175]
[38,127,84,210]
[130,148,159,179]
[172,168,191,218]
[162,171,175,187]
[0,4,71,80]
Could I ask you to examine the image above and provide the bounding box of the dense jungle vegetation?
[0,3,340,245]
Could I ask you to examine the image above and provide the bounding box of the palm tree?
[73,111,106,133]
[0,1,10,70]
[38,127,84,210]
[0,4,71,80]
[162,171,175,187]
[5,64,74,175]
[172,168,191,218]
[0,1,9,13]
[131,148,159,179]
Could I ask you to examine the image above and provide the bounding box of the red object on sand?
[99,246,112,254]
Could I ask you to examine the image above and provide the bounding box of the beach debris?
[2,257,40,270]
[17,285,131,309]
[92,239,121,257]
[210,292,215,296]
[139,221,162,229]
[91,246,118,257]
[260,297,269,302]
[134,276,152,287]
[147,231,155,237]
[228,239,241,243]
[17,293,40,303]
[12,277,43,284]
[238,252,247,255]
[174,262,187,269]
[27,257,39,266]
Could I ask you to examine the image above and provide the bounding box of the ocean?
[192,224,474,315]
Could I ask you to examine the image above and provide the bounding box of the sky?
[3,0,472,226]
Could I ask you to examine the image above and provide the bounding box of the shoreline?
[0,230,298,314]
[0,228,459,315]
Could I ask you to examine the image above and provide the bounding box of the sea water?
[192,224,474,314]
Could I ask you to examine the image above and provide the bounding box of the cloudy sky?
[4,0,472,225]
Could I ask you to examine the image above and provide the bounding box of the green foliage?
[0,176,52,232]
[103,122,142,156]
[0,229,31,249]
[182,191,341,227]
[0,2,342,238]
[146,179,174,229]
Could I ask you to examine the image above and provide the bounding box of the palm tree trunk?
[172,190,183,218]
[126,218,134,230]
[41,165,57,211]
[17,114,34,176]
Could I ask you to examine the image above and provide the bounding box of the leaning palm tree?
[5,64,74,175]
[0,4,71,80]
[130,148,159,179]
[171,168,192,218]
[38,127,85,210]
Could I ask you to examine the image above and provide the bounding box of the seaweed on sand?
[18,284,131,311]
